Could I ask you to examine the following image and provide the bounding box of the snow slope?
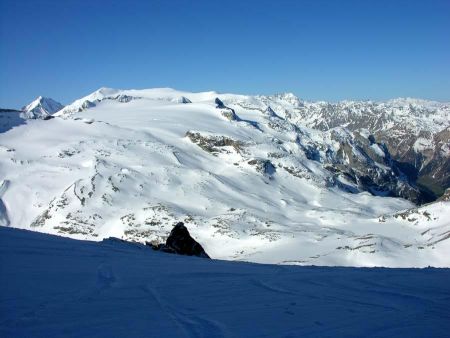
[1,88,449,267]
[0,226,449,338]
[0,109,26,133]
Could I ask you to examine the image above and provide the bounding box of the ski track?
[1,227,450,337]
[0,180,10,227]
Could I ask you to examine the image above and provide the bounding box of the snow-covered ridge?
[57,88,448,199]
[55,87,450,127]
[55,87,253,117]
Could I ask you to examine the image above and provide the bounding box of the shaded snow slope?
[1,227,449,338]
[1,88,449,267]
[0,109,26,133]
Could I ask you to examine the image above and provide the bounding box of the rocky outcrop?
[437,188,450,202]
[186,131,244,155]
[215,98,240,121]
[149,222,210,258]
[248,159,276,177]
[176,96,191,104]
[80,100,96,111]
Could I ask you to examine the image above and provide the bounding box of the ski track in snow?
[0,180,10,226]
[0,227,449,338]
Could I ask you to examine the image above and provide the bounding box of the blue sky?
[1,0,449,108]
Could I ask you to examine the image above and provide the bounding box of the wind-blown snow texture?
[1,88,449,267]
[0,226,449,338]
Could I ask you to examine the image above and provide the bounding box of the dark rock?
[178,96,192,104]
[248,158,276,176]
[114,94,134,103]
[185,131,243,155]
[214,97,241,121]
[149,222,210,258]
[265,106,282,119]
[78,100,95,112]
[215,97,225,108]
[437,188,450,202]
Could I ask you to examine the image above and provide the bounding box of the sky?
[1,0,449,108]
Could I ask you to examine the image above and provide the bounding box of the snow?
[0,180,10,226]
[1,87,449,267]
[1,226,449,338]
[21,96,64,119]
[370,143,386,157]
[414,137,434,152]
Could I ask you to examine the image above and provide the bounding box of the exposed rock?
[248,159,276,177]
[80,100,96,111]
[148,222,210,258]
[186,131,244,155]
[437,188,450,202]
[415,127,450,198]
[177,96,192,104]
[215,97,226,109]
[221,110,239,121]
[114,94,134,103]
[265,106,282,119]
[215,97,240,121]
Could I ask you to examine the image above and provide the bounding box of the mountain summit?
[21,96,64,119]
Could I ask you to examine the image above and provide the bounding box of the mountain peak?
[21,96,64,119]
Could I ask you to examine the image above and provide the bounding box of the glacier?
[0,87,449,267]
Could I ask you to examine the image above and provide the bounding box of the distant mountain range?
[0,88,448,267]
[278,96,449,201]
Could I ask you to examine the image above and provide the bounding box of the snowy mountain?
[276,96,450,201]
[0,87,449,267]
[1,226,449,338]
[0,96,63,132]
[21,96,64,119]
